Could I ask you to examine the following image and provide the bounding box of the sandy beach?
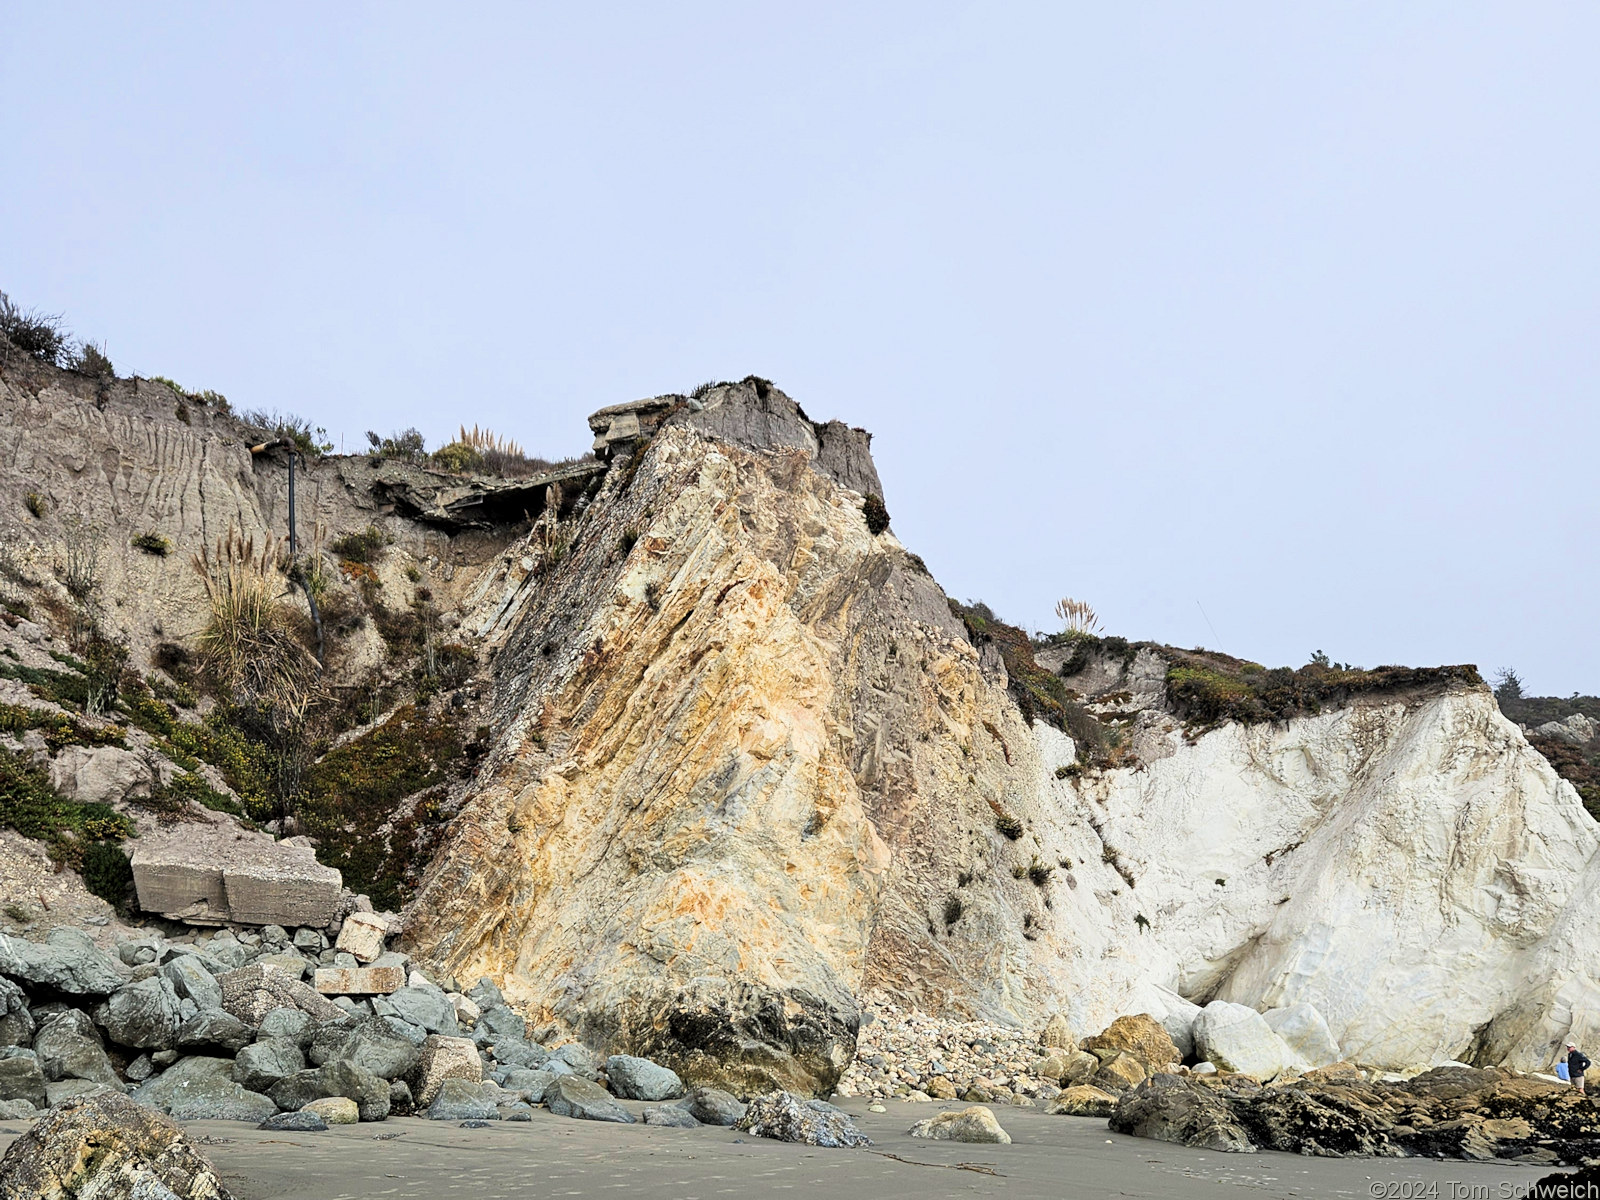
[0,1100,1558,1200]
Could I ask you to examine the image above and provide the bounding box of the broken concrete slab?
[129,820,341,929]
[314,967,405,996]
[333,912,387,963]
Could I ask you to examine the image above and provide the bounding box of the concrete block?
[334,912,388,963]
[314,967,406,996]
[129,821,342,929]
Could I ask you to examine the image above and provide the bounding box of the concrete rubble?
[129,824,342,929]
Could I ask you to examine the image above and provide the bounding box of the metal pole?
[286,443,298,558]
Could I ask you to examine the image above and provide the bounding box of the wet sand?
[0,1099,1561,1199]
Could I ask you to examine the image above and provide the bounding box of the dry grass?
[192,529,317,712]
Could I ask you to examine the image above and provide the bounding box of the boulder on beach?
[736,1091,870,1148]
[0,1092,233,1198]
[909,1104,1011,1144]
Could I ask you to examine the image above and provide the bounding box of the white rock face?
[1192,1002,1289,1079]
[1004,687,1599,1075]
[1263,1002,1340,1070]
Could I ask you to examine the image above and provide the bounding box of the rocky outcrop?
[1112,1067,1599,1164]
[400,378,1600,1096]
[0,1092,233,1199]
[10,357,1600,1104]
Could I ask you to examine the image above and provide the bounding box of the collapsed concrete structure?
[129,824,341,929]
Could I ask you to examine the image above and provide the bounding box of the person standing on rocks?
[1565,1043,1590,1093]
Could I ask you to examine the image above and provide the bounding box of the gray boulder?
[268,1060,389,1121]
[33,1011,121,1089]
[388,1078,414,1116]
[607,1055,684,1101]
[686,1086,747,1126]
[380,1015,427,1047]
[643,1103,698,1127]
[426,1078,501,1121]
[168,1078,275,1122]
[257,1005,314,1049]
[117,939,161,967]
[1108,1072,1257,1152]
[549,1042,600,1081]
[0,927,130,995]
[310,1016,419,1080]
[385,985,459,1036]
[49,744,154,805]
[1262,1003,1341,1071]
[493,1040,548,1069]
[0,1047,49,1109]
[47,1080,117,1107]
[1193,1002,1290,1080]
[474,1004,525,1046]
[545,1075,635,1124]
[266,1068,327,1112]
[258,1110,327,1131]
[98,976,183,1050]
[908,1104,1010,1144]
[176,1007,253,1053]
[126,1055,155,1083]
[216,963,345,1026]
[0,1097,38,1119]
[233,1037,306,1093]
[466,977,504,1009]
[131,1054,274,1122]
[503,1067,556,1103]
[131,1055,234,1110]
[320,1059,390,1122]
[0,976,34,1048]
[737,1091,871,1148]
[161,956,222,1012]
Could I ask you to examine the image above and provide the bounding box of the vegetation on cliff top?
[1495,677,1600,818]
[1051,629,1482,729]
[1162,651,1482,727]
[948,599,1111,763]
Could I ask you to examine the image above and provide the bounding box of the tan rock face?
[1083,1014,1181,1073]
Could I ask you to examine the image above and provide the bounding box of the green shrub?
[24,491,46,519]
[0,702,125,754]
[132,532,170,556]
[366,428,427,462]
[70,341,115,379]
[302,705,464,910]
[0,745,133,865]
[862,494,890,535]
[81,841,133,909]
[951,600,1110,761]
[0,291,70,366]
[431,441,482,474]
[1164,653,1482,727]
[330,525,393,564]
[994,814,1023,840]
[943,894,963,925]
[241,409,332,456]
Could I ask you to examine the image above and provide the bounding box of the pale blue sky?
[3,4,1595,693]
